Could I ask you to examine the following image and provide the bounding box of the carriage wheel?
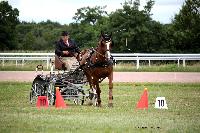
[86,90,97,106]
[30,89,37,105]
[30,78,45,105]
[46,82,56,105]
[93,94,98,106]
[73,89,85,105]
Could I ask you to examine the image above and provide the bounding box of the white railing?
[112,53,200,69]
[0,53,200,69]
[0,53,54,69]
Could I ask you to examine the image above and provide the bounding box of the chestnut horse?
[80,32,114,107]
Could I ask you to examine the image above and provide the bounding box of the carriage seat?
[54,55,67,70]
[53,55,79,71]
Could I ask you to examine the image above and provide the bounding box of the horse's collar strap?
[92,48,105,57]
[90,60,113,68]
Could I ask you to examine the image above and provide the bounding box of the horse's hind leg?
[108,72,113,107]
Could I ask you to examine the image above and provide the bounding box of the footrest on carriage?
[70,61,80,71]
[61,95,81,98]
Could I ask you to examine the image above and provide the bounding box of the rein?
[89,48,113,68]
[92,48,105,58]
[80,36,113,68]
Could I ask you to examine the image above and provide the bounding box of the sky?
[6,0,185,25]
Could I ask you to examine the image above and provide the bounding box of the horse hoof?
[87,100,93,106]
[108,103,113,107]
[97,105,102,107]
[96,103,102,107]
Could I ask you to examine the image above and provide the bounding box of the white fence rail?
[0,53,200,69]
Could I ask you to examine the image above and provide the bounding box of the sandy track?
[0,71,200,83]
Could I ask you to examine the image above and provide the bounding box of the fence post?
[47,58,49,69]
[148,60,151,67]
[22,59,25,67]
[183,59,186,67]
[136,58,139,69]
[177,59,180,67]
[2,58,4,66]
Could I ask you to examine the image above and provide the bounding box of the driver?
[55,31,80,70]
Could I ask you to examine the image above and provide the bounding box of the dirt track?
[0,71,200,83]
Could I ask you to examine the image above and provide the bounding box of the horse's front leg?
[108,72,113,107]
[94,79,101,107]
[84,72,95,105]
[88,77,97,106]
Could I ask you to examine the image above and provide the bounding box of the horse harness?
[84,48,114,68]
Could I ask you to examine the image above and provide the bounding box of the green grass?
[0,61,49,71]
[0,82,200,132]
[114,63,200,72]
[1,61,200,72]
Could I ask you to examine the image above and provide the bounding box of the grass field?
[0,82,200,133]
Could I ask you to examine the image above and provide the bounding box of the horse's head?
[98,31,113,59]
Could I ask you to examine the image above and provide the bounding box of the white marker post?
[155,97,168,109]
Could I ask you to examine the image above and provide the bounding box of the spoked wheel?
[46,82,56,105]
[73,89,85,105]
[86,89,97,106]
[92,94,98,106]
[30,78,46,105]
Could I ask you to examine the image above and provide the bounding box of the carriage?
[29,60,95,106]
[29,32,114,107]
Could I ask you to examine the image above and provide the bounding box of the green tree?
[71,6,109,49]
[73,6,108,25]
[172,0,200,53]
[68,23,98,49]
[23,32,36,50]
[0,1,19,50]
[109,0,162,52]
[144,0,155,15]
[15,20,63,50]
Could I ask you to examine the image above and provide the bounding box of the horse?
[80,32,114,107]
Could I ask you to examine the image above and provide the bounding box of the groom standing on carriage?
[55,31,80,71]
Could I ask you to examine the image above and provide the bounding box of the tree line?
[0,0,199,53]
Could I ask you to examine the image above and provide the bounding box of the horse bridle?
[97,38,112,58]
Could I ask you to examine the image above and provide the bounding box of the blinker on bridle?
[100,36,111,45]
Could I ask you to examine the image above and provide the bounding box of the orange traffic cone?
[136,88,148,109]
[55,87,67,108]
[36,96,48,109]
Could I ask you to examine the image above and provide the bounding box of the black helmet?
[61,31,69,36]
